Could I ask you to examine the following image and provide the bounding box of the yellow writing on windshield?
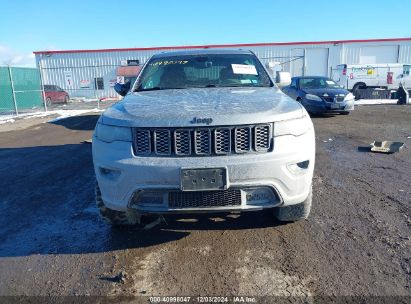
[149,60,189,66]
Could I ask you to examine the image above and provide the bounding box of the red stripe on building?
[33,38,411,55]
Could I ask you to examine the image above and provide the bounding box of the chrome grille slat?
[194,129,211,155]
[134,130,151,154]
[174,130,191,156]
[255,125,270,152]
[154,130,171,155]
[133,124,272,156]
[234,127,251,153]
[215,128,231,154]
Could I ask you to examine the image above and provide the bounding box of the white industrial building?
[34,37,411,98]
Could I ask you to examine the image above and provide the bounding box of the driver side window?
[403,65,411,76]
[290,78,298,89]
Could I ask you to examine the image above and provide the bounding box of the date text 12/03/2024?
[149,296,257,303]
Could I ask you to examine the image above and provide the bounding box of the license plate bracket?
[181,168,227,191]
[330,103,340,109]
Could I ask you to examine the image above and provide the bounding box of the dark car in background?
[44,85,70,106]
[282,76,355,115]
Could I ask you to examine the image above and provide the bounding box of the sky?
[0,0,410,67]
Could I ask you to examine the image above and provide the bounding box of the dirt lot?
[0,105,410,302]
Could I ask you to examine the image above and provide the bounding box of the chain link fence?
[0,65,121,118]
[0,66,44,116]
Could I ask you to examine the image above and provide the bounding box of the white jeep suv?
[92,49,315,225]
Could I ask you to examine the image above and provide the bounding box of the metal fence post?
[38,61,48,112]
[95,66,100,110]
[346,69,349,90]
[7,66,19,116]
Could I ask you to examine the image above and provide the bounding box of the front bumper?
[92,129,315,213]
[302,98,354,114]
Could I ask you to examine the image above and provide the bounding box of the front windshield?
[135,54,272,91]
[299,78,340,89]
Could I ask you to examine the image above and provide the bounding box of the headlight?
[95,123,132,143]
[274,115,313,137]
[305,94,322,101]
[344,93,355,101]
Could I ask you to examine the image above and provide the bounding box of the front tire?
[340,111,350,115]
[274,185,312,222]
[95,183,140,226]
[46,97,52,107]
[64,95,69,104]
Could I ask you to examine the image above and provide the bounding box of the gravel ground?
[0,105,410,303]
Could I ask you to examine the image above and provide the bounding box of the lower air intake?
[168,189,242,209]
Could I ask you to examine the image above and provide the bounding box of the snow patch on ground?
[0,109,103,125]
[47,109,103,122]
[355,99,398,105]
[70,97,99,102]
[0,119,16,125]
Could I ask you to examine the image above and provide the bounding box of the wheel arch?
[353,82,367,89]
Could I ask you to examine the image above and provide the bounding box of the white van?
[332,63,411,95]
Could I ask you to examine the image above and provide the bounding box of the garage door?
[359,45,399,64]
[305,48,329,76]
[291,48,304,77]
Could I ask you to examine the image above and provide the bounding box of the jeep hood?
[101,87,305,127]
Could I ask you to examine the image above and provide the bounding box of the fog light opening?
[132,191,165,206]
[297,160,309,169]
[245,187,277,205]
[287,160,310,174]
[99,167,121,180]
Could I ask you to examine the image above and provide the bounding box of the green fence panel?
[0,67,15,113]
[10,67,43,111]
[14,91,44,111]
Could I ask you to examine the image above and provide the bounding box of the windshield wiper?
[185,84,219,88]
[137,86,162,92]
[137,87,186,92]
[218,84,267,88]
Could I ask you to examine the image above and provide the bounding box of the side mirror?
[276,72,292,88]
[114,82,131,96]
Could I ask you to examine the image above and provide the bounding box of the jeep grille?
[133,124,272,156]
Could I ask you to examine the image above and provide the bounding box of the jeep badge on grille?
[190,117,213,125]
